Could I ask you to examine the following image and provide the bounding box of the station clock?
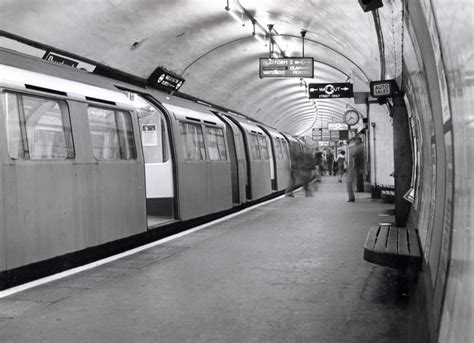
[343,110,360,126]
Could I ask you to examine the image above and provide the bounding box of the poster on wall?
[402,94,420,204]
[421,0,452,124]
[424,143,437,272]
[433,130,454,320]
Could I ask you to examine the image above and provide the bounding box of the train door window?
[179,121,206,160]
[135,97,170,164]
[275,139,284,160]
[87,106,137,160]
[258,134,269,160]
[1,92,74,160]
[206,126,227,160]
[282,140,289,159]
[250,133,261,160]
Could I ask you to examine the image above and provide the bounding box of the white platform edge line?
[0,192,291,298]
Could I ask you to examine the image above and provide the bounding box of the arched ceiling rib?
[0,0,381,136]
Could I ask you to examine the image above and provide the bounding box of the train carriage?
[0,47,305,283]
[0,62,147,272]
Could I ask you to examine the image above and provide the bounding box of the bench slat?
[364,225,379,250]
[374,225,389,252]
[408,228,421,257]
[397,227,409,255]
[387,226,398,253]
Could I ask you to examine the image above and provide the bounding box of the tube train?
[0,48,311,288]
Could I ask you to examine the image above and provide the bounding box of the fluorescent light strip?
[228,9,244,24]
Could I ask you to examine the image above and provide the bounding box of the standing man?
[346,137,364,202]
[326,149,334,176]
[314,148,324,182]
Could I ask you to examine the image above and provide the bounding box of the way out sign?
[308,83,353,99]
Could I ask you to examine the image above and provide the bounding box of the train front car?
[0,50,147,287]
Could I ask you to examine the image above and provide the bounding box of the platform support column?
[391,96,412,227]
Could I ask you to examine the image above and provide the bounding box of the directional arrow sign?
[308,83,353,99]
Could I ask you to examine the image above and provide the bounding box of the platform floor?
[0,176,410,342]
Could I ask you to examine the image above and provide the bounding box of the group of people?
[286,137,364,202]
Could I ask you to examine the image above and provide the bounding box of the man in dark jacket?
[326,149,334,175]
[314,149,324,182]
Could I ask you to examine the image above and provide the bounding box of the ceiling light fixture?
[225,0,245,25]
[251,20,265,43]
[300,30,307,57]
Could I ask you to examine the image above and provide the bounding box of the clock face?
[344,110,360,125]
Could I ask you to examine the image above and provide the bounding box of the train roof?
[0,64,134,110]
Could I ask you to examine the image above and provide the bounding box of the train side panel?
[0,64,147,270]
[0,133,4,271]
[216,114,248,205]
[161,101,232,220]
[233,121,272,200]
[259,126,291,192]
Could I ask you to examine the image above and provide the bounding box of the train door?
[216,113,247,205]
[224,121,239,204]
[259,127,277,190]
[133,94,175,228]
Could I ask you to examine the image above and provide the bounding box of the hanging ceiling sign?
[259,57,314,78]
[43,51,79,68]
[308,83,353,99]
[312,128,322,141]
[148,67,185,91]
[370,79,399,98]
[327,122,349,131]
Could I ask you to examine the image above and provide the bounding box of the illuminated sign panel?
[148,67,185,91]
[43,52,79,68]
[308,83,353,99]
[370,79,399,98]
[259,58,314,78]
[328,122,349,131]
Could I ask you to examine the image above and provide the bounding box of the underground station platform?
[0,177,410,343]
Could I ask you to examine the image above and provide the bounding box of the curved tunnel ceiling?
[0,0,385,136]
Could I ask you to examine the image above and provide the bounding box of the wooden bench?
[363,224,421,270]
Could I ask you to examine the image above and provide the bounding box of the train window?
[250,133,261,159]
[206,127,227,160]
[87,106,137,160]
[258,135,269,160]
[179,121,206,160]
[282,140,289,159]
[1,92,74,160]
[132,94,170,164]
[275,139,284,160]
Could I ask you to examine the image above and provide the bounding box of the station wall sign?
[308,83,353,99]
[312,127,322,141]
[329,130,340,141]
[43,51,79,68]
[259,57,314,78]
[148,67,185,91]
[318,141,330,147]
[327,122,349,131]
[370,79,399,98]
